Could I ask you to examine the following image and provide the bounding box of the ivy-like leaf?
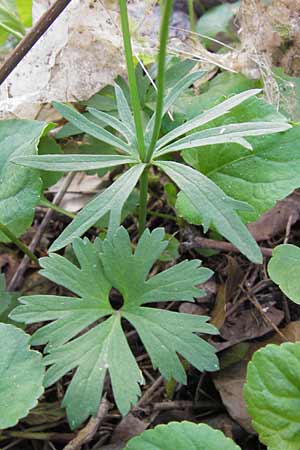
[0,323,44,429]
[125,421,241,450]
[11,227,218,429]
[0,119,49,242]
[268,244,300,304]
[244,343,300,450]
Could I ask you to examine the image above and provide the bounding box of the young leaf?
[0,120,49,242]
[125,421,241,450]
[244,343,300,450]
[13,154,138,172]
[52,102,132,155]
[268,244,300,303]
[0,323,44,429]
[156,161,262,264]
[50,164,145,252]
[114,84,135,133]
[11,228,218,428]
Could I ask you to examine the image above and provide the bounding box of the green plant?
[0,323,44,429]
[245,342,300,450]
[125,421,241,450]
[268,244,300,303]
[12,1,291,263]
[0,0,32,43]
[11,227,218,428]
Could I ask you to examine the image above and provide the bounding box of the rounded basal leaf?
[268,244,300,303]
[125,421,241,450]
[0,323,45,429]
[0,120,49,241]
[244,343,300,450]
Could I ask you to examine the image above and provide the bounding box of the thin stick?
[182,236,273,257]
[7,173,75,292]
[0,0,73,84]
[0,222,38,263]
[63,397,111,450]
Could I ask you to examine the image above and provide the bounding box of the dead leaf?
[213,361,254,433]
[110,413,148,445]
[219,306,284,345]
[248,193,300,241]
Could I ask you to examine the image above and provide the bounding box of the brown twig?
[182,237,273,257]
[0,0,73,84]
[8,173,75,292]
[63,397,111,450]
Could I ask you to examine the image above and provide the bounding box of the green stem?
[188,0,196,32]
[139,168,149,236]
[146,0,174,162]
[119,0,146,161]
[40,197,75,219]
[0,223,38,264]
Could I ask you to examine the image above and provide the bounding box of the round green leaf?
[125,421,241,450]
[0,323,45,429]
[244,343,300,450]
[0,120,48,241]
[268,244,300,303]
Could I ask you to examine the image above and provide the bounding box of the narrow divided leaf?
[244,343,300,450]
[50,164,145,251]
[268,244,300,304]
[13,154,138,172]
[125,421,241,450]
[155,122,291,156]
[52,102,131,155]
[11,227,218,428]
[0,323,44,429]
[156,161,262,263]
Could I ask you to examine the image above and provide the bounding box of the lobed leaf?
[11,227,217,428]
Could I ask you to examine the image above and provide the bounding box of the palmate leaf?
[11,227,218,429]
[156,161,262,264]
[244,343,300,450]
[125,421,241,450]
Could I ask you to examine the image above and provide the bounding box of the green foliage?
[0,0,31,43]
[0,120,50,242]
[125,421,241,450]
[13,82,290,262]
[268,244,300,303]
[179,75,300,224]
[244,343,300,450]
[0,274,23,327]
[11,227,218,429]
[0,323,44,429]
[196,2,241,48]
